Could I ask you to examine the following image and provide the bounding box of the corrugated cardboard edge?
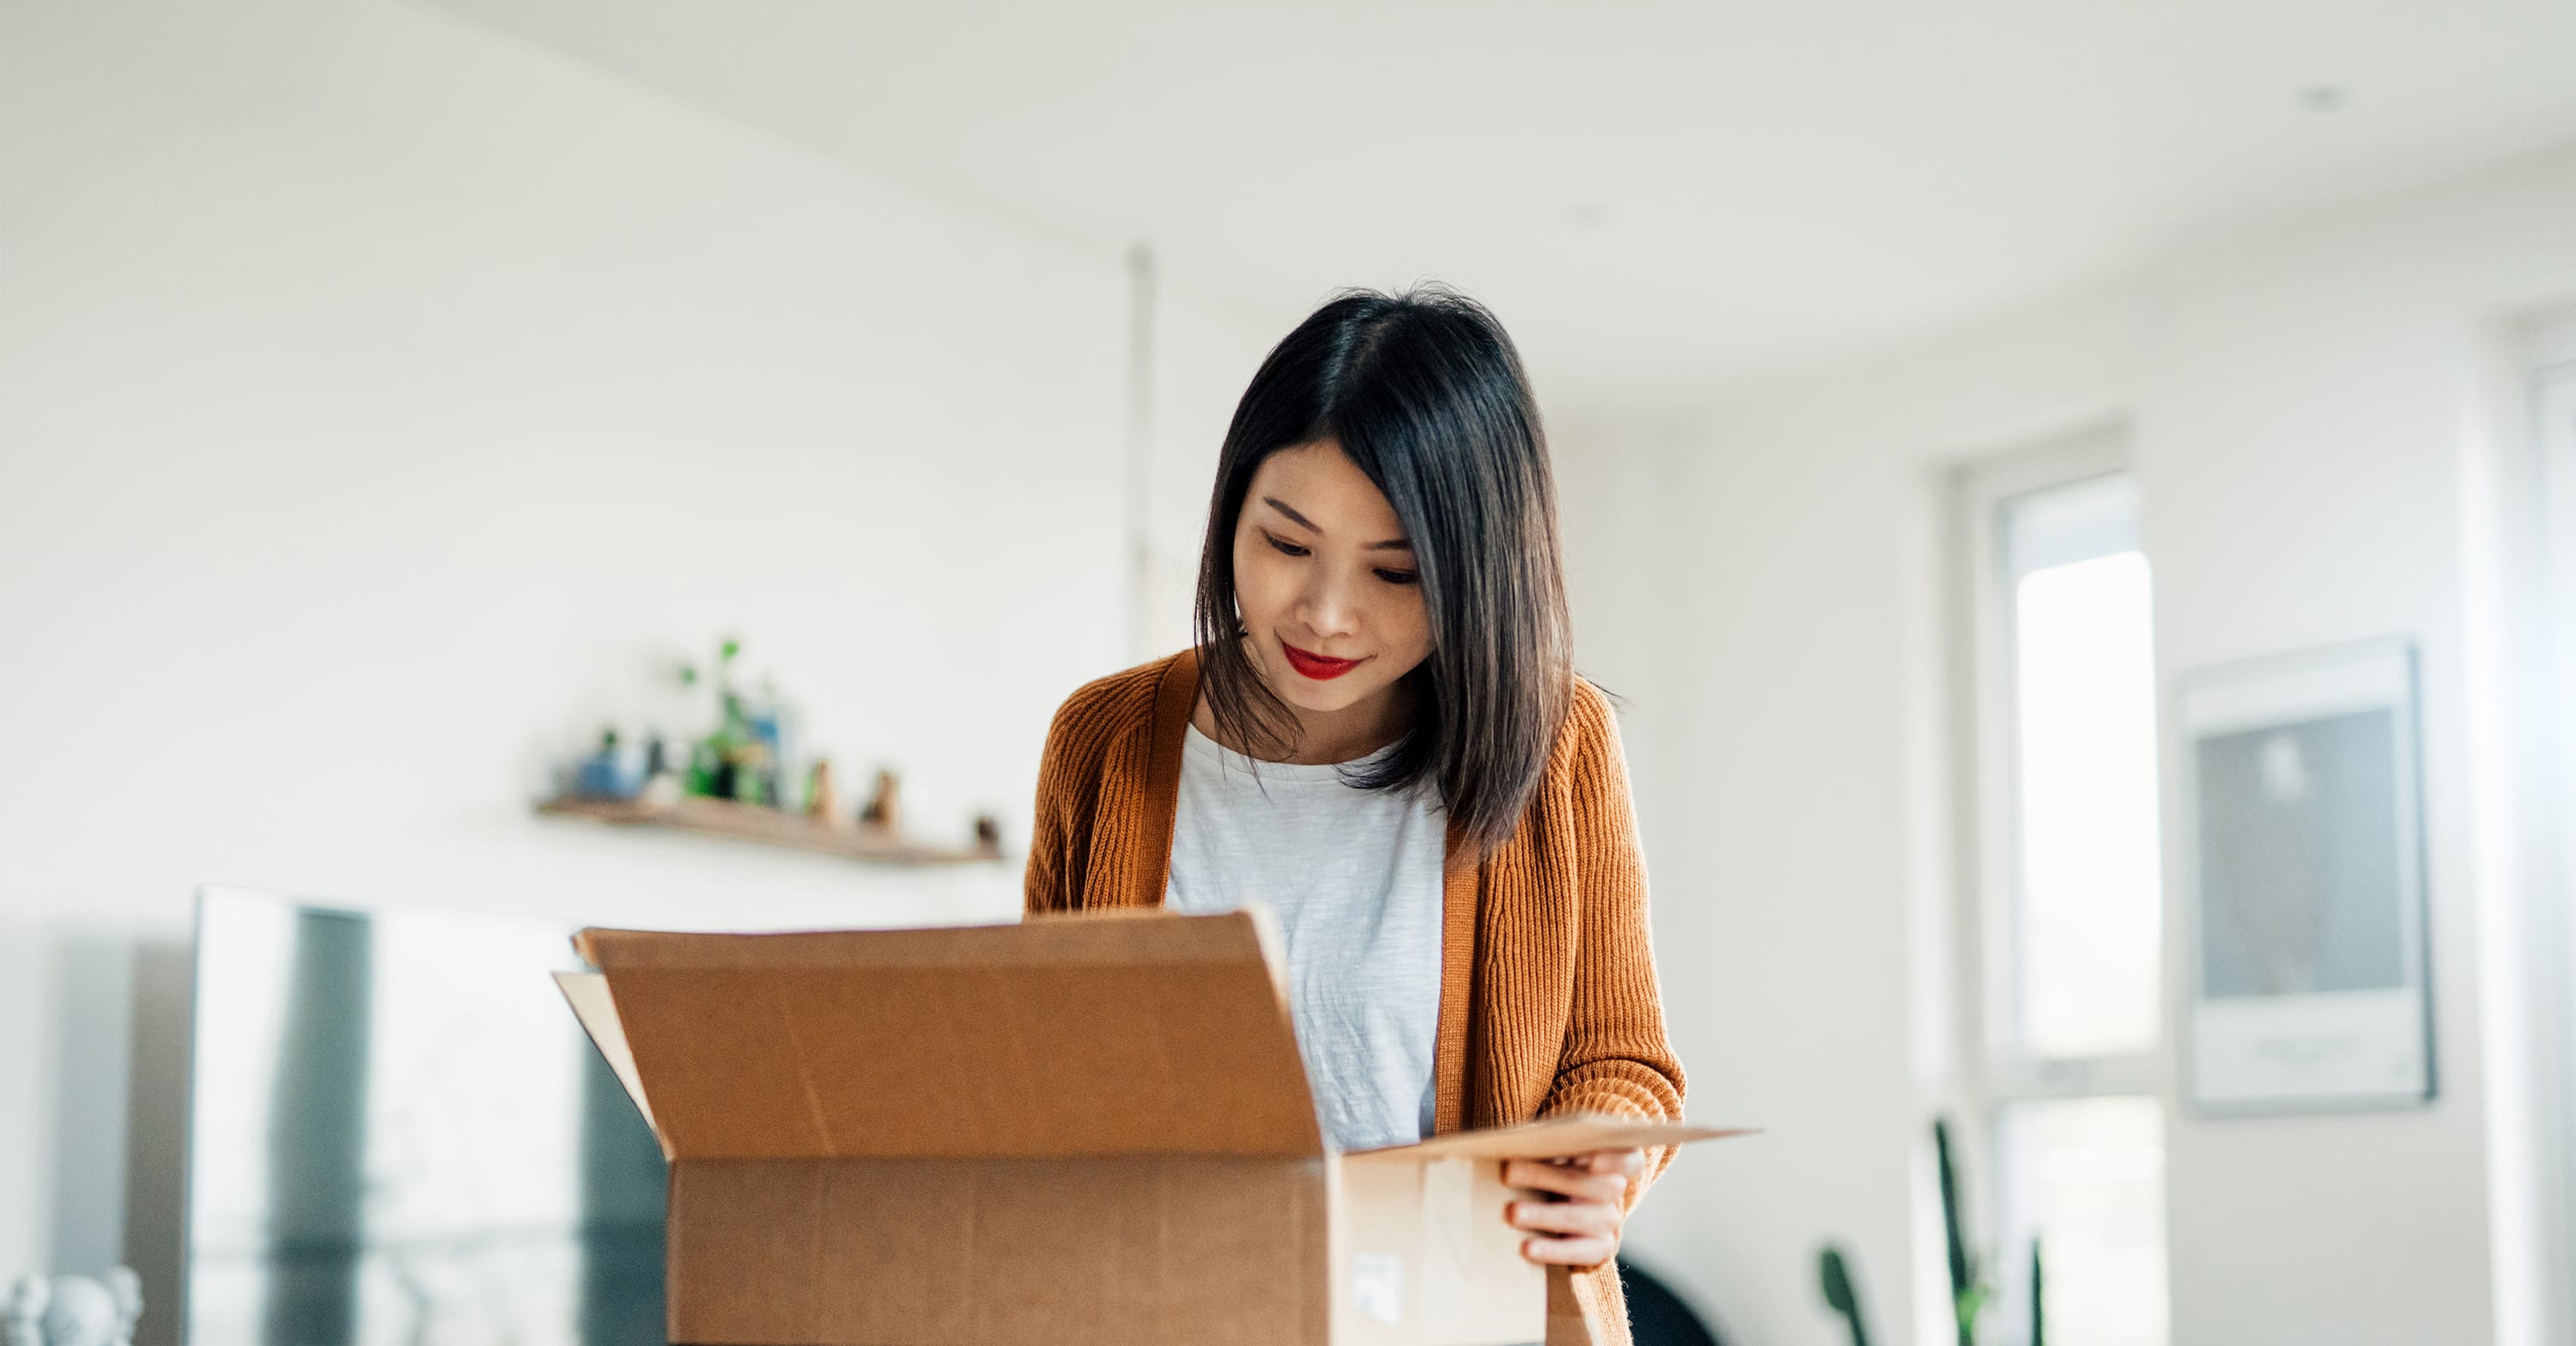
[1352,1114,1753,1161]
[574,907,1282,972]
[568,909,1326,1160]
[552,969,670,1160]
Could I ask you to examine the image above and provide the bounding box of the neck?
[1193,655,1416,766]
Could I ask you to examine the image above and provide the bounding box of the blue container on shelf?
[572,730,643,801]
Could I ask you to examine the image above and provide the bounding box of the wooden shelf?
[538,795,1006,867]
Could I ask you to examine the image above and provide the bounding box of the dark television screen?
[185,887,665,1345]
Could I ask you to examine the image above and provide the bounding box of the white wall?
[1558,143,2576,1343]
[0,0,1270,1331]
[1138,273,1285,659]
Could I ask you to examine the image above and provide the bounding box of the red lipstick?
[1279,640,1364,681]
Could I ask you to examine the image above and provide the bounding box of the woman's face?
[1230,441,1432,723]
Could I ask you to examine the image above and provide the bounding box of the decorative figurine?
[858,770,902,834]
[973,813,1003,857]
[2,1278,43,1346]
[806,759,848,828]
[640,735,683,808]
[3,1268,142,1346]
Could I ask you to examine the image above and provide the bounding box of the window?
[1959,440,2170,1346]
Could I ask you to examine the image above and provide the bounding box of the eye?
[1374,568,1419,586]
[1266,533,1311,558]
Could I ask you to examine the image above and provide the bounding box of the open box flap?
[568,909,1325,1161]
[551,970,670,1160]
[1351,1113,1753,1161]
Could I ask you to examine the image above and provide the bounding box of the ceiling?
[416,0,2576,407]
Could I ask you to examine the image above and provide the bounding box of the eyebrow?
[1260,496,1413,551]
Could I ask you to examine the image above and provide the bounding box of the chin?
[1275,677,1381,715]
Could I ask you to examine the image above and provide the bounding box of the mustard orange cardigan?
[1023,649,1687,1346]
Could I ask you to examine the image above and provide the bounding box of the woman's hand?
[1503,1148,1646,1268]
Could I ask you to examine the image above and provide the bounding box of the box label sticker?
[1353,1252,1404,1325]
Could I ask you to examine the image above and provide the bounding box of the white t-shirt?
[1163,722,1447,1153]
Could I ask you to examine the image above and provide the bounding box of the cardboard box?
[556,908,1741,1346]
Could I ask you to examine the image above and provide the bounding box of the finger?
[1512,1171,1630,1208]
[1503,1160,1629,1205]
[1584,1148,1649,1178]
[1504,1160,1626,1201]
[1506,1197,1619,1239]
[1520,1233,1619,1268]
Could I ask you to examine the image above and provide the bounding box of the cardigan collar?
[1138,648,1480,1137]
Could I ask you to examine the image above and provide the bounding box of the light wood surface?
[538,795,1005,866]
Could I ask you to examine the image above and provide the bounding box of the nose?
[1295,560,1360,641]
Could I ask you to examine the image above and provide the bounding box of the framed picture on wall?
[2178,637,2433,1114]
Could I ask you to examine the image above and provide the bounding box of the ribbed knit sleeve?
[1022,696,1084,916]
[1538,681,1686,1202]
[1022,659,1171,917]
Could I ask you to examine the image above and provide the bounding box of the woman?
[1024,287,1684,1346]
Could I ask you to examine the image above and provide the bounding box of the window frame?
[1949,423,2169,1345]
[1958,427,2163,1099]
[2532,326,2576,1338]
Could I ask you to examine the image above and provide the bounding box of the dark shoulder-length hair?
[1194,284,1572,854]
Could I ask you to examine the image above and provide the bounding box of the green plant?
[2029,1238,2044,1346]
[1934,1117,1992,1346]
[1932,1116,2052,1346]
[1819,1121,2042,1346]
[1818,1244,1871,1346]
[683,636,771,803]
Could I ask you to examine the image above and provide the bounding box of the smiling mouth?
[1279,640,1365,681]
